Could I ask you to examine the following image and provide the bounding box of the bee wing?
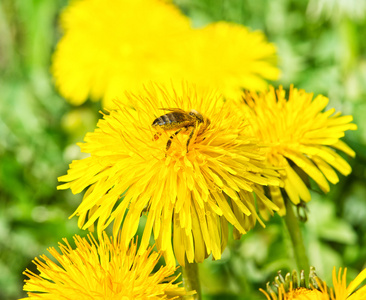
[158,108,187,113]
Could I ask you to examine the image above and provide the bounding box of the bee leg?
[166,128,183,151]
[186,126,195,153]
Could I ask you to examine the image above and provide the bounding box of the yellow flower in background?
[21,232,192,300]
[182,22,279,100]
[52,0,280,108]
[241,86,357,216]
[58,83,281,266]
[260,267,366,300]
[52,0,191,107]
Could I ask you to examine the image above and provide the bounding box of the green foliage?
[1,0,365,299]
[0,1,99,298]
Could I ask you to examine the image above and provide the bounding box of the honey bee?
[152,108,210,152]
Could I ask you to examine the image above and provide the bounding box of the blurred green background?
[1,0,366,299]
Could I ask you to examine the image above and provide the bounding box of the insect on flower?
[152,108,211,152]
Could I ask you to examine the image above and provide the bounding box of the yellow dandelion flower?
[52,0,280,108]
[58,83,281,266]
[21,232,192,300]
[52,0,191,107]
[182,22,280,100]
[260,267,366,300]
[241,85,357,216]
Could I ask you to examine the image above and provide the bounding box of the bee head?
[189,110,204,123]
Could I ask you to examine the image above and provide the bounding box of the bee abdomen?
[152,113,177,126]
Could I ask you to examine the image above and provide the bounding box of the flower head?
[21,232,191,300]
[58,83,281,266]
[52,0,280,108]
[260,266,366,300]
[181,22,279,100]
[52,0,191,107]
[241,85,357,216]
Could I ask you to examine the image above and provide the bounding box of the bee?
[152,108,210,152]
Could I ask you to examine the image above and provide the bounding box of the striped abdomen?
[152,112,194,130]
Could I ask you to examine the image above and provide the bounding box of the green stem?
[182,260,201,300]
[283,199,310,275]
